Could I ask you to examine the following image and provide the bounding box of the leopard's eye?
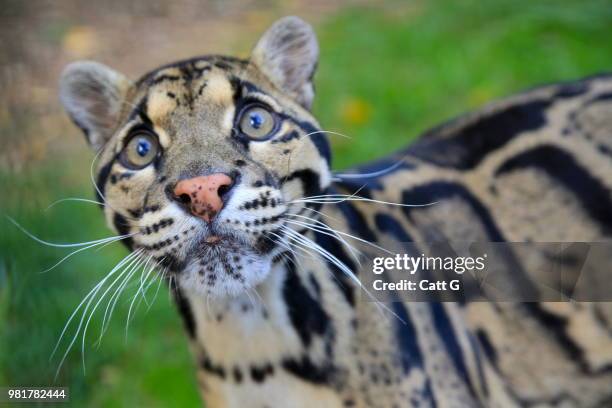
[238,105,276,140]
[120,131,159,169]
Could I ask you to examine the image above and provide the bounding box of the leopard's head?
[59,17,330,298]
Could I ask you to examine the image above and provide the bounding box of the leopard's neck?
[174,223,359,407]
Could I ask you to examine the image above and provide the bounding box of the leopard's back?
[330,73,612,407]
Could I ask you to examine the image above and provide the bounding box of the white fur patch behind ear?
[59,61,131,151]
[251,16,319,109]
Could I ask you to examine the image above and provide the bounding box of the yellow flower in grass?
[340,97,373,126]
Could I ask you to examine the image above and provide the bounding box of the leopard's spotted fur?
[59,16,612,407]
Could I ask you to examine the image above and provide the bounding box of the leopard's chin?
[178,239,274,298]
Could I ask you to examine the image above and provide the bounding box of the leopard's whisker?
[241,284,268,315]
[291,205,344,224]
[89,147,107,206]
[274,228,356,300]
[285,213,365,255]
[45,197,105,211]
[125,256,158,340]
[96,253,146,347]
[242,285,258,309]
[8,215,139,276]
[281,226,360,287]
[286,214,394,256]
[281,226,404,324]
[81,252,147,372]
[147,266,168,313]
[277,251,302,281]
[41,234,138,274]
[136,256,156,309]
[285,220,363,267]
[302,129,352,139]
[267,232,308,268]
[168,275,176,302]
[271,232,361,309]
[265,232,299,259]
[250,286,265,309]
[101,253,151,332]
[290,184,367,208]
[278,251,295,267]
[7,215,134,249]
[51,249,141,360]
[334,160,404,179]
[284,219,363,266]
[292,195,438,208]
[271,232,342,289]
[52,249,142,378]
[125,255,162,337]
[141,258,166,306]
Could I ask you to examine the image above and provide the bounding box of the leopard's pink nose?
[173,174,234,222]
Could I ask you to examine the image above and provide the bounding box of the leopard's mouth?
[175,228,278,298]
[204,235,222,244]
[132,202,286,298]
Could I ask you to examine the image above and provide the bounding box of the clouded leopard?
[58,16,612,408]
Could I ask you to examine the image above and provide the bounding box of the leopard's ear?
[251,16,319,110]
[59,61,131,151]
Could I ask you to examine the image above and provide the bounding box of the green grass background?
[2,1,612,406]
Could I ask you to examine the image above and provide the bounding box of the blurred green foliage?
[1,1,612,406]
[315,0,612,168]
